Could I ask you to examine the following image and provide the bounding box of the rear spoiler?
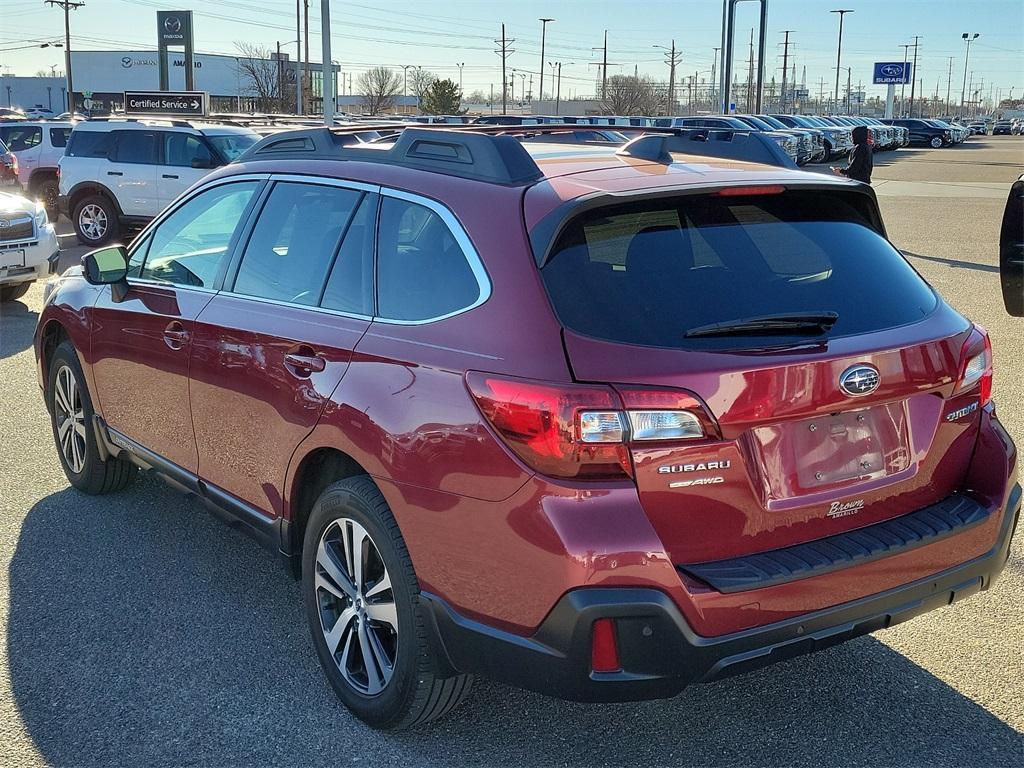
[616,129,797,169]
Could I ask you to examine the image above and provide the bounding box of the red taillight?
[466,374,718,480]
[956,325,993,407]
[590,618,621,673]
[714,185,785,197]
[465,373,632,479]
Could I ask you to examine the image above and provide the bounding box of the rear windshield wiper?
[684,312,839,338]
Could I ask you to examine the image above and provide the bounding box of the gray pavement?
[1,136,1022,768]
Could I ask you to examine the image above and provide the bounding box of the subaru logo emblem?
[881,64,903,77]
[839,364,880,397]
[164,16,181,33]
[0,220,9,228]
[121,56,132,68]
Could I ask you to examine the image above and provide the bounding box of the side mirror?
[82,245,129,300]
[1000,178,1024,316]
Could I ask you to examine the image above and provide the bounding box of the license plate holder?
[792,405,910,489]
[0,249,26,269]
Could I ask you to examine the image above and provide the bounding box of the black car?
[993,121,1014,136]
[881,118,952,149]
[1000,174,1023,316]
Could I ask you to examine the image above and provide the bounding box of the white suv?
[0,189,58,303]
[58,119,259,246]
[0,121,75,215]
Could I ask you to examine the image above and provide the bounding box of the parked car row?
[881,118,970,148]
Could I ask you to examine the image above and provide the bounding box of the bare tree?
[234,41,287,112]
[358,66,402,114]
[602,74,661,116]
[465,89,487,104]
[409,68,438,109]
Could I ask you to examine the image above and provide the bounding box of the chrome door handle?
[284,352,326,375]
[163,322,189,350]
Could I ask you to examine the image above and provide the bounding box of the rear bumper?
[423,483,1020,703]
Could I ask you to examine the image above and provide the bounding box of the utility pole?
[746,28,755,114]
[818,76,825,111]
[898,43,911,116]
[946,56,954,116]
[44,0,83,113]
[830,9,853,113]
[960,33,979,117]
[780,30,793,113]
[710,46,720,110]
[303,0,310,110]
[591,30,610,100]
[656,40,681,115]
[321,0,332,123]
[528,72,533,101]
[494,24,514,115]
[908,35,920,118]
[538,18,553,101]
[295,0,303,114]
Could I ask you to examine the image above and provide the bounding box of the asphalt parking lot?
[1,136,1022,768]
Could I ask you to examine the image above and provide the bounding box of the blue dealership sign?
[873,62,911,85]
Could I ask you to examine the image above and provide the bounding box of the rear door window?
[231,182,362,306]
[0,126,42,151]
[111,130,158,164]
[542,190,937,349]
[65,130,112,157]
[162,133,214,168]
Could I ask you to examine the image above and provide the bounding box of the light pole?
[549,61,572,116]
[960,33,979,118]
[899,43,911,116]
[400,64,413,115]
[830,9,853,113]
[518,72,526,109]
[538,18,554,102]
[456,62,465,92]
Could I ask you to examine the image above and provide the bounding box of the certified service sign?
[124,90,207,117]
[873,62,911,85]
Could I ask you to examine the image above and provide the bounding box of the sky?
[2,0,1022,102]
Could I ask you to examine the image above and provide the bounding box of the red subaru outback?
[34,127,1019,730]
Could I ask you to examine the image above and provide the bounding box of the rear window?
[541,190,938,350]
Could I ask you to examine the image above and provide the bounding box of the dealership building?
[2,50,338,115]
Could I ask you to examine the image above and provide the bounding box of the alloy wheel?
[315,518,398,696]
[79,203,108,241]
[54,364,87,473]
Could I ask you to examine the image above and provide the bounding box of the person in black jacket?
[833,124,873,184]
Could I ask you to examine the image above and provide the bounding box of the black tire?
[0,282,31,303]
[302,476,472,730]
[929,135,944,149]
[47,341,137,494]
[38,178,60,218]
[73,193,119,247]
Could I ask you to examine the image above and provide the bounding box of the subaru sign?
[873,62,911,85]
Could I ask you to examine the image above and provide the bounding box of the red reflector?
[714,185,786,197]
[591,618,621,673]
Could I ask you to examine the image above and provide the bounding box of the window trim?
[124,173,270,293]
[373,187,492,325]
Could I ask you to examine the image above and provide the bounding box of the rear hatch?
[538,184,988,565]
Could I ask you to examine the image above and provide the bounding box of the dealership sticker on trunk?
[827,498,865,519]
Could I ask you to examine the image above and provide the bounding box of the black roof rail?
[616,128,797,169]
[238,126,544,185]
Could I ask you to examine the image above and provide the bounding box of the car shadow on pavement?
[903,250,1001,274]
[0,298,39,361]
[8,479,1024,768]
